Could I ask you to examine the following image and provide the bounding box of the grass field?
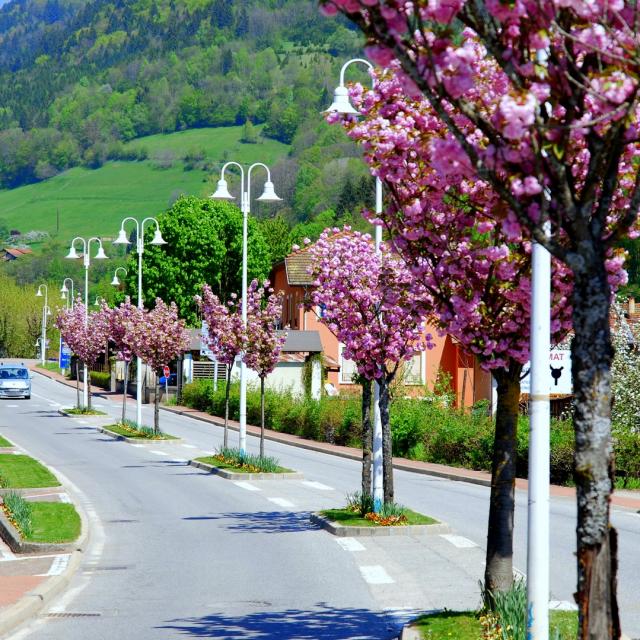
[0,125,289,239]
[0,454,60,488]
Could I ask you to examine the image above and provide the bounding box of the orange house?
[270,246,491,408]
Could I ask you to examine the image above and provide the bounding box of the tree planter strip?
[310,512,450,537]
[99,427,181,445]
[188,459,303,480]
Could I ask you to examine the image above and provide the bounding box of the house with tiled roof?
[271,244,492,408]
[1,247,33,261]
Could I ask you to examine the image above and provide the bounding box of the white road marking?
[6,404,18,408]
[301,480,333,491]
[0,543,15,561]
[150,450,169,456]
[59,494,71,503]
[181,444,198,449]
[440,534,478,548]
[130,444,145,448]
[77,420,88,425]
[549,600,578,611]
[233,481,260,492]
[267,497,294,508]
[359,565,394,585]
[336,537,366,552]
[37,554,70,577]
[47,579,91,614]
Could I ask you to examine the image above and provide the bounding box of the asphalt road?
[2,373,639,639]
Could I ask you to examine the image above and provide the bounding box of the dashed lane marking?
[181,444,198,449]
[301,480,334,491]
[233,481,261,492]
[267,497,294,508]
[336,537,366,552]
[359,565,394,585]
[6,404,18,408]
[440,534,478,548]
[150,450,169,456]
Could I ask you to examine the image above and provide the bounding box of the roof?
[284,249,315,286]
[2,247,33,258]
[280,330,322,352]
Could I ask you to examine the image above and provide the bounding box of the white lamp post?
[111,267,127,287]
[65,237,108,408]
[210,162,281,453]
[35,284,49,366]
[326,57,384,512]
[113,218,166,428]
[60,278,76,310]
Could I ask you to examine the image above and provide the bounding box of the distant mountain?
[0,0,363,191]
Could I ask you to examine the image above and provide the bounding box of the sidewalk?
[31,365,640,512]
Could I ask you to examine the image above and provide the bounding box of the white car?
[0,365,32,399]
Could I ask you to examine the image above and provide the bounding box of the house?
[271,244,492,408]
[1,247,33,261]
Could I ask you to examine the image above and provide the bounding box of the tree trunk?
[484,362,522,601]
[260,376,265,458]
[86,368,92,412]
[75,360,80,409]
[572,267,620,640]
[361,378,372,499]
[224,363,232,450]
[122,361,129,425]
[154,379,160,434]
[379,375,394,504]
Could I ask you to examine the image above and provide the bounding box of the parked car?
[159,372,177,386]
[0,364,31,399]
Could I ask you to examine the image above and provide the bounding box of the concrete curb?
[309,512,450,537]
[57,409,109,421]
[0,508,79,555]
[99,427,182,445]
[188,458,303,480]
[397,623,422,640]
[0,486,62,498]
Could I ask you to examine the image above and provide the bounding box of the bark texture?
[361,379,373,499]
[260,377,265,458]
[572,266,620,640]
[379,376,394,504]
[484,363,522,600]
[121,361,129,424]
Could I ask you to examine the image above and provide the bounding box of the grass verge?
[63,407,107,415]
[104,422,177,440]
[413,609,577,639]
[27,503,81,543]
[0,454,60,488]
[0,435,13,448]
[320,507,436,527]
[197,448,292,474]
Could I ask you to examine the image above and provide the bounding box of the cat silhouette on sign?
[550,364,563,386]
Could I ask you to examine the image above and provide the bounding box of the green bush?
[90,371,111,390]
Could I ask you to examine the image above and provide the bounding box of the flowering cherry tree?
[195,286,246,448]
[329,68,580,595]
[103,298,144,424]
[55,299,110,411]
[319,2,636,631]
[244,279,286,458]
[127,298,190,433]
[307,228,432,504]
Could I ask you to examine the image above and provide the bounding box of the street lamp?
[65,237,108,408]
[35,284,49,366]
[60,278,76,310]
[326,57,384,513]
[113,218,166,427]
[210,162,281,453]
[111,267,127,287]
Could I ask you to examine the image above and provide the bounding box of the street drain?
[46,612,102,618]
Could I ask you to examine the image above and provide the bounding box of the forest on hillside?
[0,0,365,189]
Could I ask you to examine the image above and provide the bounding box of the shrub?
[90,371,110,390]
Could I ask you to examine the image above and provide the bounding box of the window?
[404,352,425,385]
[339,344,358,384]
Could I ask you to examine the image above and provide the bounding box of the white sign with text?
[520,349,572,395]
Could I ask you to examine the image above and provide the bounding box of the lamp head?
[324,85,360,115]
[65,246,80,260]
[210,178,234,200]
[256,180,282,202]
[60,282,68,293]
[94,246,108,260]
[150,227,167,245]
[36,289,43,297]
[61,291,67,300]
[110,275,120,286]
[113,228,130,245]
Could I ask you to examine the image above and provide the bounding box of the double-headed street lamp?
[326,57,384,512]
[65,237,108,408]
[113,218,166,427]
[210,162,281,453]
[60,278,76,309]
[35,284,50,366]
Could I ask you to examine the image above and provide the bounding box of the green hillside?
[0,125,289,239]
